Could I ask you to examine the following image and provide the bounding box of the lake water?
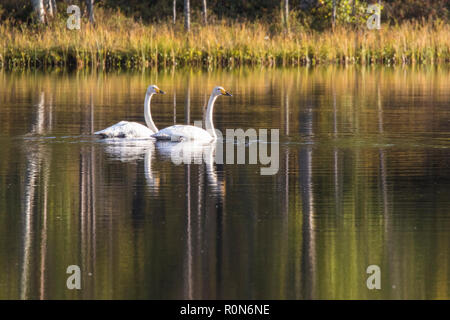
[0,67,449,299]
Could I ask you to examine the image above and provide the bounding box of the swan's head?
[213,86,232,97]
[147,85,166,95]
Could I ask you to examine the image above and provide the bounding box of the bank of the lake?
[0,15,449,70]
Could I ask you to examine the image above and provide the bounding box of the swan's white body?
[95,120,155,138]
[153,86,231,142]
[95,85,164,138]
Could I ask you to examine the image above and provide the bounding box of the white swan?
[95,85,165,138]
[153,86,232,142]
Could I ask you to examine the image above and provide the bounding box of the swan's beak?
[221,89,232,96]
[219,88,232,96]
[159,90,166,94]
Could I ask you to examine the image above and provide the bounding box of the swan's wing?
[95,121,155,138]
[153,125,212,142]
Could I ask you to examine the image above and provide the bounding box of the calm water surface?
[0,67,449,299]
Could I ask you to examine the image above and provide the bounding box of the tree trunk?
[184,0,190,31]
[332,0,336,29]
[85,0,95,24]
[173,0,176,24]
[351,0,356,29]
[31,0,46,23]
[44,0,53,18]
[284,0,289,29]
[202,0,207,25]
[44,0,57,18]
[51,0,57,14]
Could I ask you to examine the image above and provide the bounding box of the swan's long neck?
[144,93,158,133]
[205,93,219,140]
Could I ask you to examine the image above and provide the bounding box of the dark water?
[0,67,449,299]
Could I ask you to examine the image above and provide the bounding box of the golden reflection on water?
[0,66,449,299]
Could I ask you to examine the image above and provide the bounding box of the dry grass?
[0,9,448,69]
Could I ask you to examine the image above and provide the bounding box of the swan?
[95,85,165,138]
[153,86,232,142]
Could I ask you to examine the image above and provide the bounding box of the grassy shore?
[0,10,449,70]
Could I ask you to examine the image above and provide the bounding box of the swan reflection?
[99,139,224,196]
[99,139,160,191]
[100,138,155,162]
[156,141,224,195]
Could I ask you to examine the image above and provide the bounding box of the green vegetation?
[0,1,449,69]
